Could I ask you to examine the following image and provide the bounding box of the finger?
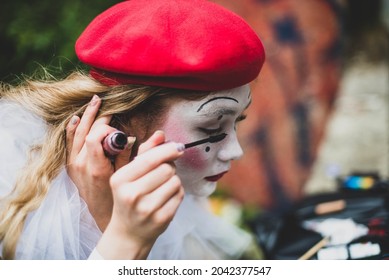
[72,95,101,155]
[137,175,183,214]
[84,124,118,165]
[130,163,176,195]
[138,130,166,155]
[113,163,177,212]
[91,114,112,128]
[65,115,80,162]
[110,141,184,187]
[152,186,184,225]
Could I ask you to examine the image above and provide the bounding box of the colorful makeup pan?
[343,175,375,190]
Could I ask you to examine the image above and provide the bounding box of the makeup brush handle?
[298,236,330,260]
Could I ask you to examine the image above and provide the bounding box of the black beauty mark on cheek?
[205,146,210,152]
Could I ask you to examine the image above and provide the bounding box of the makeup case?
[251,173,389,260]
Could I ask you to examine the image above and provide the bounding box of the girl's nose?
[217,132,243,162]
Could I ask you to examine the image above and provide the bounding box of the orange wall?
[213,0,343,210]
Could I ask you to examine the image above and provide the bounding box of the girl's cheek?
[178,147,207,170]
[160,116,190,143]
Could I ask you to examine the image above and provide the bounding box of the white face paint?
[159,84,251,197]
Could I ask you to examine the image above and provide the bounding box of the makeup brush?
[184,133,227,149]
[298,236,330,260]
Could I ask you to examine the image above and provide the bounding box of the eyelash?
[236,114,247,123]
[199,114,247,135]
[199,127,223,135]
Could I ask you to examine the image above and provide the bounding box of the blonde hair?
[0,71,209,259]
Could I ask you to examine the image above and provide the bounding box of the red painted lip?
[205,171,228,182]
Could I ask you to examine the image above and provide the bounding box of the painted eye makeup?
[199,114,246,135]
[199,127,223,135]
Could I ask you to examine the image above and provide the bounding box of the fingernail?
[176,143,185,152]
[70,116,78,125]
[90,95,100,106]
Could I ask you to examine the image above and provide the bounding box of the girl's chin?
[184,181,217,197]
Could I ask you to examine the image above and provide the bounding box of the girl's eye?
[199,127,223,135]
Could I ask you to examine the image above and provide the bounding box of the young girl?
[0,0,265,259]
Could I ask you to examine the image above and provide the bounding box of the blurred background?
[1,0,389,258]
[213,0,389,216]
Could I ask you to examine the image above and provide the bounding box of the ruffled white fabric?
[0,100,251,260]
[148,195,251,259]
[0,100,101,259]
[0,100,45,197]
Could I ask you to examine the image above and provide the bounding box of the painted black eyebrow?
[196,97,239,112]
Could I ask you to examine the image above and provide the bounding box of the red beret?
[75,0,265,91]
